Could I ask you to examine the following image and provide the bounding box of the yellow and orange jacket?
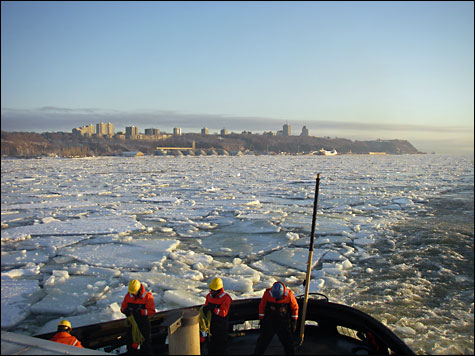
[121,284,156,317]
[50,331,84,348]
[258,284,299,321]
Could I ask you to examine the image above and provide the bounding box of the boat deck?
[225,328,370,355]
[1,331,109,355]
[2,327,373,356]
[31,298,413,355]
[149,326,373,355]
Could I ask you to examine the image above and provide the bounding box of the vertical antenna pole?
[299,173,321,346]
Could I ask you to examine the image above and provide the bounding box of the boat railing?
[34,296,413,355]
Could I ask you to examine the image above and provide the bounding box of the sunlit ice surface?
[1,154,473,354]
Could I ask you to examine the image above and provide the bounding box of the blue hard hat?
[271,282,285,299]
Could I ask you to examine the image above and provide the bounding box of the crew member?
[121,279,156,354]
[50,320,84,348]
[254,281,299,356]
[203,277,232,355]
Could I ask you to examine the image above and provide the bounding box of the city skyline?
[73,121,305,137]
[1,2,473,154]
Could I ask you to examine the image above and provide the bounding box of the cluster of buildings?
[72,123,170,140]
[72,122,310,140]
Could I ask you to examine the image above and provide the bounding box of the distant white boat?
[316,148,338,155]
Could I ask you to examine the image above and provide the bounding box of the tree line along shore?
[1,131,422,158]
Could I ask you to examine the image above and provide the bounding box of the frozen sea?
[1,154,473,354]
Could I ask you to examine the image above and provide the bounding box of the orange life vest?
[50,331,84,348]
[205,288,232,317]
[258,285,299,320]
[121,284,155,317]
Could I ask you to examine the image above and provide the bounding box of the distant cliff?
[1,131,422,158]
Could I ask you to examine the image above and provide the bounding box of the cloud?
[2,107,470,132]
[0,107,280,132]
[300,120,469,134]
[1,107,473,154]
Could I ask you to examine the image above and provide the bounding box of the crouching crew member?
[254,281,299,356]
[203,277,232,355]
[50,320,84,348]
[121,279,156,354]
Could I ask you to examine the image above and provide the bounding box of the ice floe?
[1,154,473,355]
[59,239,180,269]
[1,215,146,241]
[1,276,41,328]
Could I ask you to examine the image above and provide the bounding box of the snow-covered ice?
[1,215,146,241]
[1,276,41,328]
[1,154,473,355]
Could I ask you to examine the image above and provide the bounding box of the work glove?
[204,303,217,314]
[123,308,131,316]
[291,319,297,333]
[202,304,210,313]
[133,309,142,319]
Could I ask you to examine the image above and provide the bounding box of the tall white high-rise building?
[73,124,95,136]
[96,122,114,137]
[283,123,291,136]
[126,126,139,138]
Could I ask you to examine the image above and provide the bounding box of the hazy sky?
[1,1,473,154]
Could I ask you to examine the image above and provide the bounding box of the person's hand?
[133,309,142,318]
[203,305,210,313]
[291,319,297,333]
[123,308,131,316]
